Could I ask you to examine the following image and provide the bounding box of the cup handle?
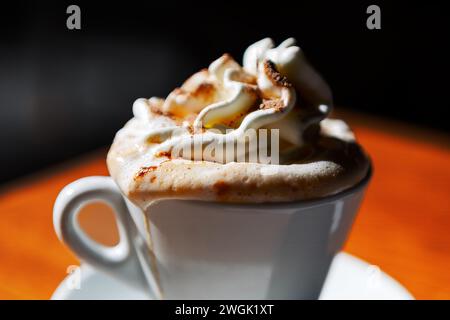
[53,176,162,299]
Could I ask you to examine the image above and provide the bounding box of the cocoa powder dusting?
[191,82,215,98]
[147,135,162,144]
[213,180,230,198]
[134,166,158,180]
[156,151,172,158]
[149,104,163,115]
[259,99,284,111]
[263,60,292,87]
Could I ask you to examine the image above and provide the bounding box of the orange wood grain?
[0,115,449,299]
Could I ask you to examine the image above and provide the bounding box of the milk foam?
[107,38,369,207]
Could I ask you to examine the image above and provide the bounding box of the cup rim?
[170,162,373,210]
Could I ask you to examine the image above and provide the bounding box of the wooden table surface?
[0,112,449,299]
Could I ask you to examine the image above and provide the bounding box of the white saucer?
[51,252,413,300]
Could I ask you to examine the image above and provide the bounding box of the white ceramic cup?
[53,169,371,299]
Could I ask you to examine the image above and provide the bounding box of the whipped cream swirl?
[129,38,333,164]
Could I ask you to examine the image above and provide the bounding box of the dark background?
[0,1,448,183]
